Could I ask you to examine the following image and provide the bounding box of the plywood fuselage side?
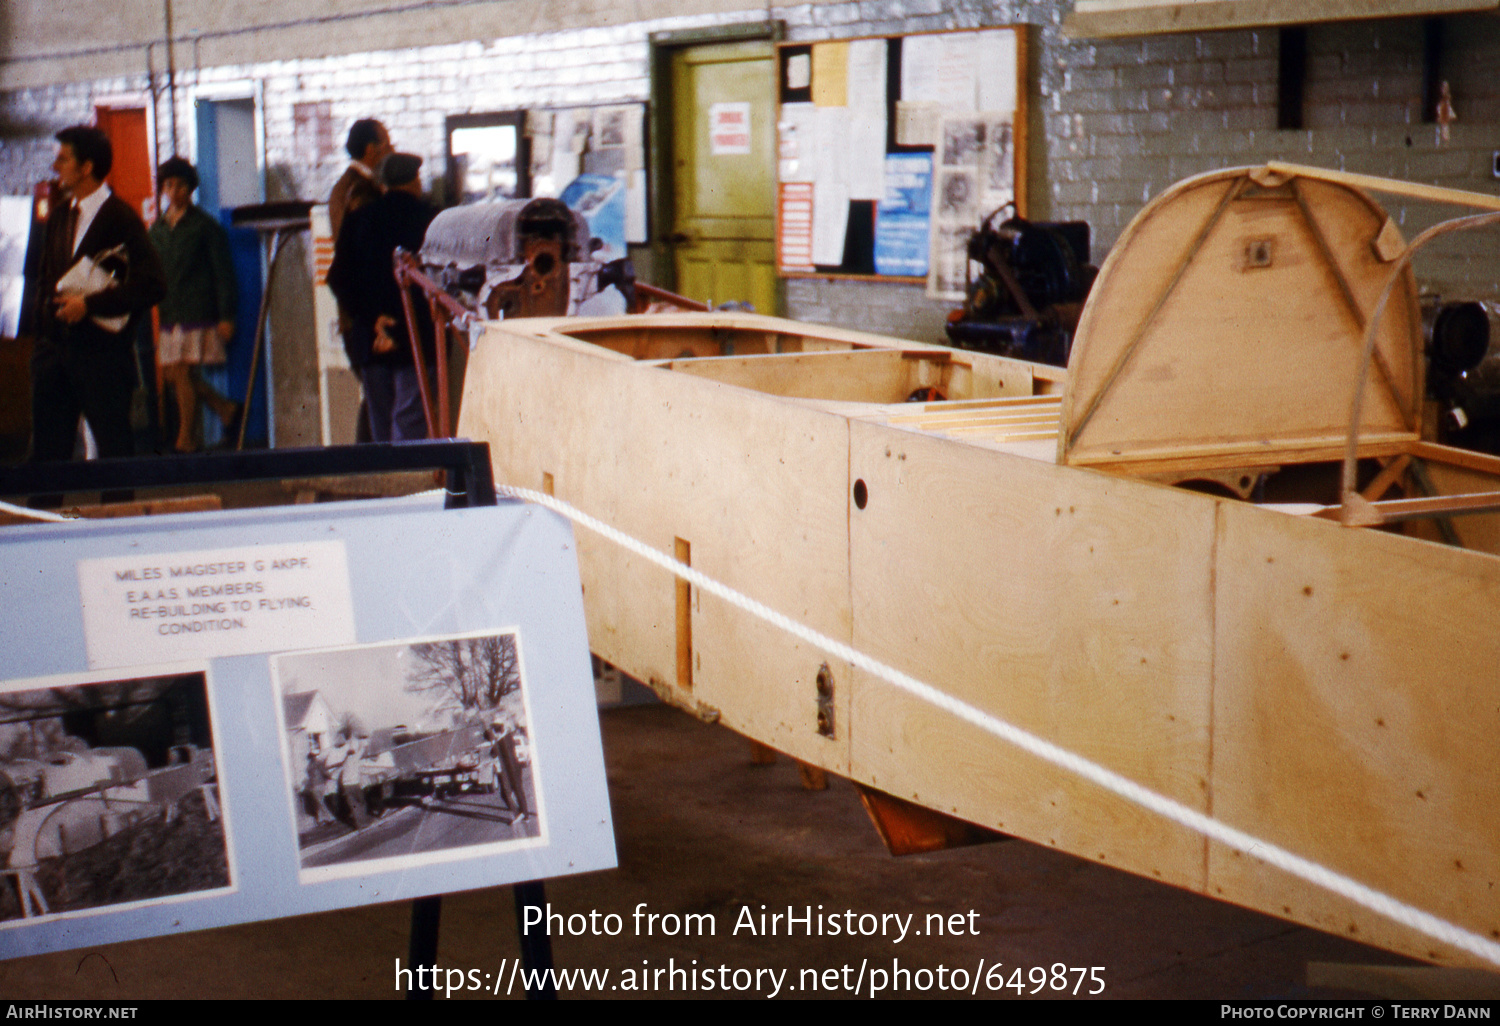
[1212,500,1500,963]
[456,319,857,770]
[457,314,1500,970]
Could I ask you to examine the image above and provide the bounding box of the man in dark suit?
[329,119,392,240]
[329,118,393,442]
[326,152,436,442]
[31,125,166,465]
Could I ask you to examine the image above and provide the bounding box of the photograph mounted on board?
[273,630,543,882]
[0,670,230,925]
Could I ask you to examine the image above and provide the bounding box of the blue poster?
[561,173,627,262]
[874,153,933,278]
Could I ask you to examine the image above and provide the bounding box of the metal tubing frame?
[394,248,474,440]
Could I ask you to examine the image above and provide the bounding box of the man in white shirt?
[31,124,165,467]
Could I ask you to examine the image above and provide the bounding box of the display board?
[775,27,1027,299]
[0,497,615,959]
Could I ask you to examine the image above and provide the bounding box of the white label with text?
[77,541,356,667]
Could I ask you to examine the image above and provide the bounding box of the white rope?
[498,483,1500,969]
[0,499,71,523]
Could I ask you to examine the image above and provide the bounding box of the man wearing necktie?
[31,125,165,466]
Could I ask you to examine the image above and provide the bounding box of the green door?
[670,41,779,315]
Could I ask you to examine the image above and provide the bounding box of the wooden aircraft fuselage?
[456,165,1500,969]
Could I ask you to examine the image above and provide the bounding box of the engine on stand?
[389,197,709,438]
[418,197,601,320]
[944,209,1097,368]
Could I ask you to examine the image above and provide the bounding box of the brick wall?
[4,2,1500,344]
[798,8,1500,340]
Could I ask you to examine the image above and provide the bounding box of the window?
[446,112,530,204]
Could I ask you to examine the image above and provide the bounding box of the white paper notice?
[778,102,818,182]
[627,168,648,243]
[976,30,1018,115]
[902,33,978,112]
[847,38,887,110]
[812,107,851,265]
[813,178,850,266]
[847,38,888,201]
[786,52,811,91]
[895,101,942,147]
[710,102,752,155]
[814,106,850,190]
[77,541,356,669]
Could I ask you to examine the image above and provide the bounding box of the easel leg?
[405,895,442,1000]
[513,880,556,999]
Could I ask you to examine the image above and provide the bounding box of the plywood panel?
[1211,502,1500,967]
[457,325,675,688]
[457,318,854,771]
[668,349,915,402]
[846,421,1217,888]
[1062,167,1420,470]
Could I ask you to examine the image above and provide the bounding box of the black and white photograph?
[929,223,979,299]
[938,168,975,217]
[0,671,230,924]
[983,118,1014,193]
[273,630,542,881]
[596,106,627,148]
[940,118,982,168]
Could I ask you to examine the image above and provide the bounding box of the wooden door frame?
[647,20,782,295]
[188,79,267,212]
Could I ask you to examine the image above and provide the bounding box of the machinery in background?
[391,197,708,439]
[418,197,598,321]
[944,208,1097,368]
[1422,297,1500,455]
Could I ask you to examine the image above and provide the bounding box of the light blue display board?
[0,496,615,960]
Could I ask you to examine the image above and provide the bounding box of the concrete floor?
[0,702,1427,1000]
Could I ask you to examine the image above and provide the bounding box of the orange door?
[94,106,154,223]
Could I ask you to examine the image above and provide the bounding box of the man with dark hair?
[149,155,238,452]
[326,152,436,442]
[31,124,165,468]
[55,125,114,180]
[329,118,393,443]
[329,119,392,238]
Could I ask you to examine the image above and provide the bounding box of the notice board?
[775,26,1028,300]
[0,497,615,959]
